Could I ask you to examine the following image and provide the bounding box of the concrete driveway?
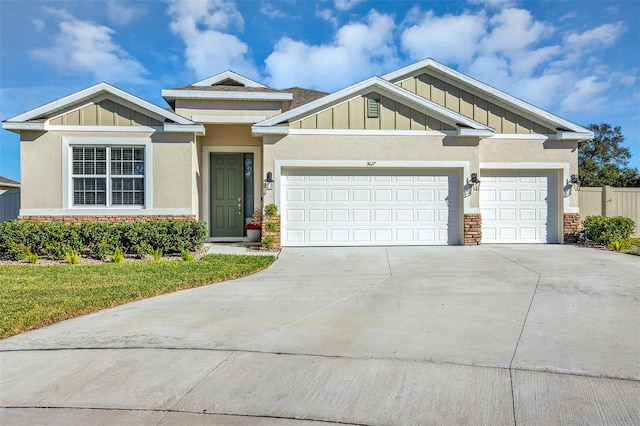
[1,245,639,425]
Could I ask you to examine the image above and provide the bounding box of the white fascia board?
[251,126,289,136]
[456,128,494,137]
[5,82,195,126]
[0,182,20,188]
[164,123,205,135]
[192,71,266,88]
[556,131,594,141]
[1,122,46,132]
[255,76,491,131]
[383,58,591,134]
[193,115,266,124]
[161,89,292,102]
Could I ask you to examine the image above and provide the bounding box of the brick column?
[464,213,482,245]
[563,213,581,243]
[261,215,281,250]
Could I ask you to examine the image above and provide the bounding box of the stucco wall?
[20,130,196,212]
[150,133,195,209]
[174,99,284,121]
[480,137,579,208]
[262,134,481,207]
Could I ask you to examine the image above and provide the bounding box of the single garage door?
[480,170,558,243]
[281,168,460,246]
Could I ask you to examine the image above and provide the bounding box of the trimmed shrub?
[264,203,278,216]
[0,219,207,261]
[583,216,635,246]
[262,235,275,250]
[264,221,278,233]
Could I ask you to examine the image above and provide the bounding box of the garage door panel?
[281,168,460,246]
[481,170,558,244]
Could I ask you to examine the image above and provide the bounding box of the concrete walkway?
[1,245,639,425]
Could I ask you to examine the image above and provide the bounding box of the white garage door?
[281,168,460,246]
[480,170,558,243]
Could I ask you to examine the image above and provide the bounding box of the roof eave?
[161,89,293,102]
[556,131,594,141]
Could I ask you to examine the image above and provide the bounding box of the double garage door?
[281,168,460,246]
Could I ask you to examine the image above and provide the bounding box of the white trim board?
[20,208,195,216]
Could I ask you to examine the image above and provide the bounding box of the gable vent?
[367,97,380,118]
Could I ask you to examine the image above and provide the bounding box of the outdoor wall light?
[569,173,581,192]
[468,172,481,191]
[264,171,274,191]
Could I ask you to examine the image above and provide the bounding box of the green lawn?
[0,254,276,339]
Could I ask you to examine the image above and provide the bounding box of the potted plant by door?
[244,214,262,242]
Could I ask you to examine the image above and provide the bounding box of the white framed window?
[72,146,145,206]
[63,137,153,210]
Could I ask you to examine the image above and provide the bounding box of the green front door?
[210,153,244,237]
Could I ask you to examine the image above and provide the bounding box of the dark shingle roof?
[283,87,329,108]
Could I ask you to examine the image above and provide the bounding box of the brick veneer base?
[261,215,281,249]
[19,215,196,223]
[464,213,482,245]
[563,213,581,243]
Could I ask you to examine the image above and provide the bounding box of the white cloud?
[334,0,363,11]
[565,22,626,49]
[167,0,258,80]
[265,11,398,91]
[561,76,611,112]
[481,8,551,55]
[260,3,286,19]
[33,19,45,31]
[316,7,338,27]
[105,0,144,25]
[401,11,487,64]
[30,12,148,84]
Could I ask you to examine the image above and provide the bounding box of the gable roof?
[2,82,204,135]
[0,176,20,188]
[162,72,293,107]
[383,58,593,140]
[191,70,266,88]
[253,76,493,137]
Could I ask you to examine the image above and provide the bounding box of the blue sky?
[1,0,639,183]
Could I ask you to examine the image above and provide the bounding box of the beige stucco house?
[2,58,592,245]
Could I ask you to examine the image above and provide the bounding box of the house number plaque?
[367,161,376,166]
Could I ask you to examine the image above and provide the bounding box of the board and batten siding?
[49,99,163,127]
[398,73,556,135]
[290,93,456,131]
[579,186,640,237]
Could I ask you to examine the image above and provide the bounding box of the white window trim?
[202,145,262,238]
[62,137,153,210]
